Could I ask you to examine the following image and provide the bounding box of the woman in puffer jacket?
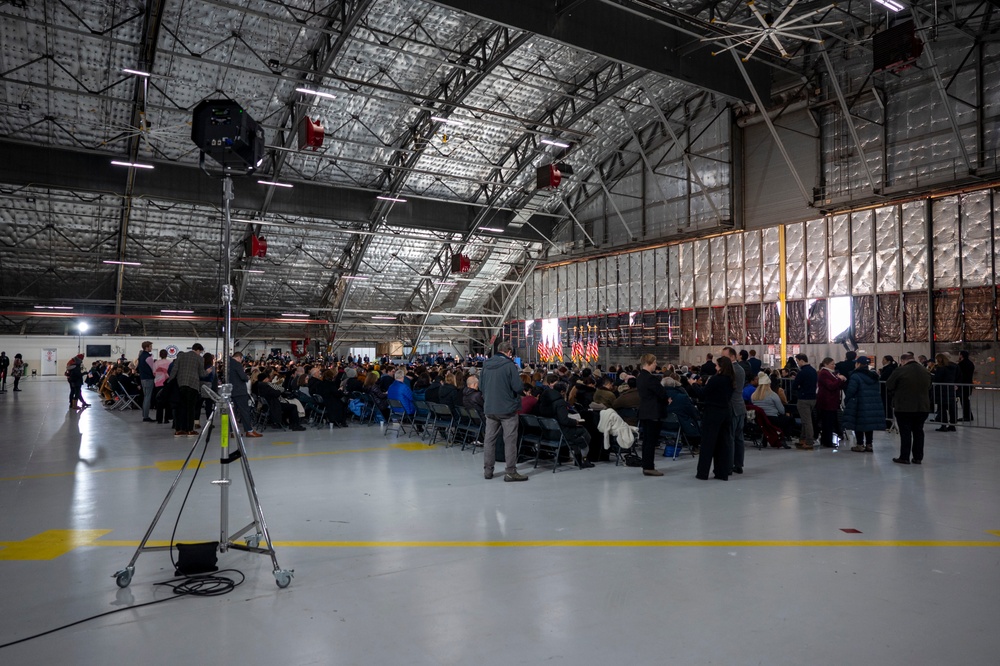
[842,356,885,452]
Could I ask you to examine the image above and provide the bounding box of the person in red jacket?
[816,357,847,448]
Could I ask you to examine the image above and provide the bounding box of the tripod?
[113,173,292,589]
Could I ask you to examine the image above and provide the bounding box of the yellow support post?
[779,225,787,365]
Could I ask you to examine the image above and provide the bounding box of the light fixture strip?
[430,116,465,126]
[341,275,369,281]
[280,313,311,317]
[296,87,336,100]
[459,319,482,323]
[376,195,407,203]
[258,180,294,188]
[160,309,194,314]
[871,0,905,11]
[111,160,154,169]
[371,316,396,320]
[34,305,74,310]
[541,138,571,148]
[479,227,504,233]
[122,68,151,77]
[102,260,142,266]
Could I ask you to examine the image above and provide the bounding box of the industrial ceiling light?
[77,322,89,333]
[433,280,458,286]
[280,313,310,317]
[258,180,293,188]
[871,0,904,10]
[430,116,466,126]
[541,138,571,148]
[479,227,504,233]
[459,319,482,323]
[341,275,369,280]
[371,315,396,320]
[111,160,154,169]
[234,268,265,274]
[161,309,194,314]
[103,260,142,266]
[34,305,74,310]
[376,195,407,203]
[296,87,337,100]
[122,68,151,77]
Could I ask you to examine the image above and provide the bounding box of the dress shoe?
[714,475,728,481]
[695,474,709,480]
[935,426,949,432]
[484,469,494,480]
[911,459,922,464]
[142,417,155,422]
[291,425,306,431]
[643,469,664,477]
[733,466,743,474]
[578,460,595,469]
[246,431,263,438]
[892,457,910,465]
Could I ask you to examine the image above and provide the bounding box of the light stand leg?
[113,172,292,589]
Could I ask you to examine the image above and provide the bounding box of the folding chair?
[517,414,542,462]
[114,384,140,411]
[660,413,694,460]
[535,416,570,472]
[427,402,455,445]
[250,395,269,434]
[461,409,484,453]
[308,394,327,427]
[452,407,474,448]
[385,398,412,438]
[412,400,431,439]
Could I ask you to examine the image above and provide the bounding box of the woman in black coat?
[692,356,735,480]
[636,354,669,477]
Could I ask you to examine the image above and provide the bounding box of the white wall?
[0,335,219,376]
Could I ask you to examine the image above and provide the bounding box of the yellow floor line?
[2,530,998,560]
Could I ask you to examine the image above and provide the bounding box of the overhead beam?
[426,0,770,103]
[0,140,559,242]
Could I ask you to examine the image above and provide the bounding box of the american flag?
[586,328,599,362]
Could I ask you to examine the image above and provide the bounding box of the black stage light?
[191,99,264,173]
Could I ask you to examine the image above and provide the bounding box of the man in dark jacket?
[885,352,932,464]
[536,374,593,469]
[835,350,857,380]
[479,342,527,482]
[699,353,716,376]
[956,350,975,421]
[138,341,156,422]
[229,352,261,437]
[792,354,818,449]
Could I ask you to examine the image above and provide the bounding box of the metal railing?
[775,378,997,430]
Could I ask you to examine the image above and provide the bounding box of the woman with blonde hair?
[751,371,794,432]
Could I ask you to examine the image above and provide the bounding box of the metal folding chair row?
[384,398,413,438]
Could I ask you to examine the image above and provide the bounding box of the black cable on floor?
[1,419,248,651]
[0,570,246,650]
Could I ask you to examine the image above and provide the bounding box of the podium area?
[1,379,998,664]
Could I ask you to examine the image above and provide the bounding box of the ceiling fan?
[701,0,842,61]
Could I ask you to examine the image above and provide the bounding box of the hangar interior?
[1,1,999,664]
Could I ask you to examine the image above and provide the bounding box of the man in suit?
[229,352,261,437]
[885,352,933,465]
[957,350,975,421]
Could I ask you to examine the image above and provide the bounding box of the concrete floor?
[1,378,998,665]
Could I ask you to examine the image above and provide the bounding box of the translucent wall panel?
[901,201,928,291]
[564,263,577,316]
[642,250,657,310]
[821,216,841,297]
[785,222,805,298]
[541,269,555,317]
[526,270,540,320]
[694,239,710,306]
[960,190,991,287]
[744,230,762,301]
[851,210,874,294]
[655,247,670,309]
[710,236,727,305]
[586,260,599,313]
[598,256,613,313]
[762,227,781,300]
[727,251,744,303]
[679,243,694,307]
[875,204,900,293]
[932,196,960,288]
[629,252,643,311]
